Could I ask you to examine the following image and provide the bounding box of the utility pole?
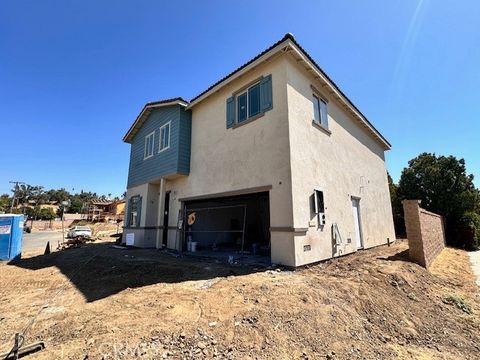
[9,181,25,213]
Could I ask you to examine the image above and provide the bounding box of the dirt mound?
[0,240,479,359]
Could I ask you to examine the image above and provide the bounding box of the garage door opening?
[184,192,270,262]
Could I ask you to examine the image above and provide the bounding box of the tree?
[397,153,480,248]
[46,188,70,203]
[13,184,44,207]
[39,208,56,220]
[0,194,11,213]
[388,173,405,237]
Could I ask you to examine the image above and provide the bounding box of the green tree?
[388,173,405,237]
[398,153,480,248]
[39,208,56,220]
[0,194,11,213]
[46,188,70,203]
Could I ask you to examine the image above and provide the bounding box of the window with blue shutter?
[312,94,328,129]
[225,74,273,128]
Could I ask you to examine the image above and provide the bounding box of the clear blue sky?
[1,0,479,197]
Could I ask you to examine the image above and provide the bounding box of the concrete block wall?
[403,200,446,268]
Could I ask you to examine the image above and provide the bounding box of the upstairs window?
[226,74,273,128]
[313,94,328,129]
[236,82,262,123]
[144,131,155,159]
[159,122,170,152]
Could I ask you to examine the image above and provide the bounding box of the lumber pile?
[58,236,97,250]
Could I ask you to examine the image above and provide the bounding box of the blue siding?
[127,105,192,188]
[178,109,192,174]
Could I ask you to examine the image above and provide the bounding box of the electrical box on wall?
[313,189,326,226]
[318,212,326,226]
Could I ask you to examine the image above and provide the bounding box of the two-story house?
[122,33,395,267]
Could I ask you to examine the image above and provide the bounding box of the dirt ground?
[0,240,479,359]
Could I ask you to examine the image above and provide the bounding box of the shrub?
[457,212,480,250]
[442,295,473,314]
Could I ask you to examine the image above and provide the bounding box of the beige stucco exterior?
[123,41,395,267]
[285,56,395,266]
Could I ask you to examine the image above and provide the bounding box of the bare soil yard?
[0,240,479,359]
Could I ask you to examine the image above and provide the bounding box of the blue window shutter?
[313,95,320,124]
[136,196,142,227]
[126,198,132,227]
[260,74,273,112]
[226,96,235,128]
[248,83,261,117]
[320,99,328,128]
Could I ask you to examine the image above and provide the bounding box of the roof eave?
[186,36,391,150]
[186,40,290,110]
[123,99,189,143]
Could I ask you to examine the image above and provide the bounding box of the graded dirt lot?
[0,240,479,359]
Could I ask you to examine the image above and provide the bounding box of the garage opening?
[183,191,270,262]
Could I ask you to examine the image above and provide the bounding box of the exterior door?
[351,198,363,249]
[162,192,170,247]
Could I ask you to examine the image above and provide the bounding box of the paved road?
[469,250,480,287]
[22,231,64,252]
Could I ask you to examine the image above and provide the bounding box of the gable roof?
[123,97,189,143]
[187,33,390,149]
[124,34,391,149]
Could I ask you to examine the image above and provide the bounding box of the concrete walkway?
[469,250,480,287]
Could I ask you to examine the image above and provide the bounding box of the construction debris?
[58,236,97,250]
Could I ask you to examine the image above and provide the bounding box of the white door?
[352,198,363,249]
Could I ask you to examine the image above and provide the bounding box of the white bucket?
[190,241,198,252]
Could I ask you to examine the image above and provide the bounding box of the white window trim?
[144,131,155,160]
[159,122,171,153]
[236,90,248,123]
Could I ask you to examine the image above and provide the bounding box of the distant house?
[86,199,125,222]
[122,34,395,267]
[18,200,59,214]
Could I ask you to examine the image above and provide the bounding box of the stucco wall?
[124,182,159,248]
[124,52,395,267]
[285,55,395,266]
[163,55,296,265]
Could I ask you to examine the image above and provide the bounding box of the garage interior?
[184,191,271,262]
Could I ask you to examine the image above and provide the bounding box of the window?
[237,92,248,122]
[144,131,155,159]
[128,196,141,227]
[226,74,272,128]
[236,82,261,123]
[313,94,328,129]
[159,122,170,152]
[248,82,261,117]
